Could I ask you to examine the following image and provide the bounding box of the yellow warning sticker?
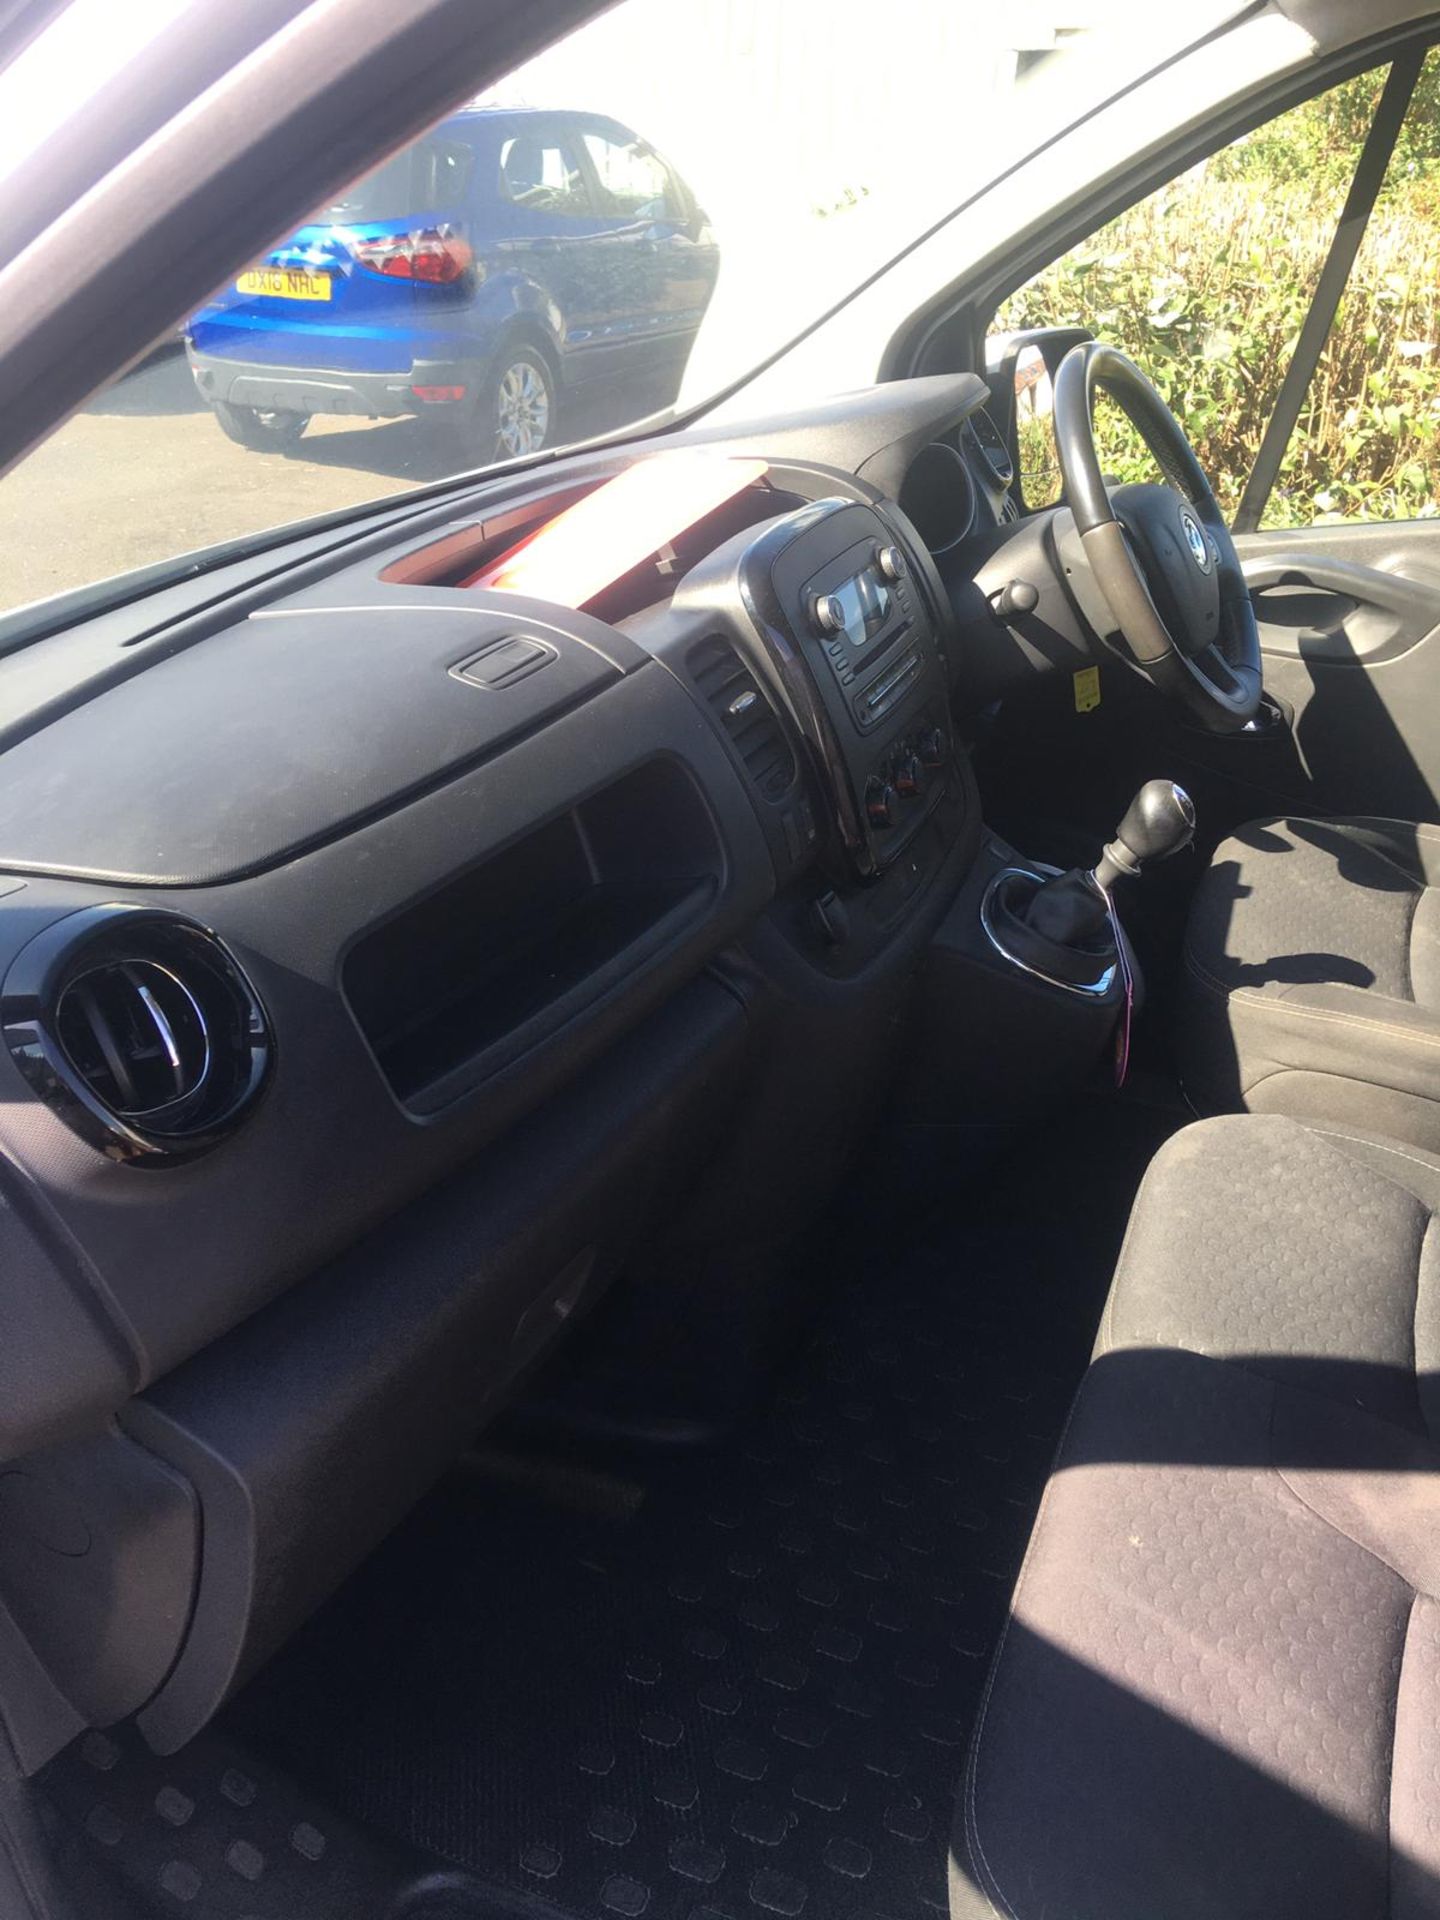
[1073,666,1101,714]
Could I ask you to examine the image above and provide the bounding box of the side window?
[416,139,473,207]
[581,131,678,222]
[1264,46,1440,526]
[995,62,1426,525]
[498,136,591,217]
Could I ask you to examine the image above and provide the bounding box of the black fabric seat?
[951,1113,1440,1920]
[1181,814,1440,1151]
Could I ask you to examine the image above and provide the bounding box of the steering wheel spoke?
[1196,643,1241,690]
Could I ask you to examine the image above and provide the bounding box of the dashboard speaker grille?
[689,637,795,803]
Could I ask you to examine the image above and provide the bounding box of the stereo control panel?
[730,498,957,880]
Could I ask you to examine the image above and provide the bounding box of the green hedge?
[998,56,1440,527]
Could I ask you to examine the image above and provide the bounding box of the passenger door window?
[580,132,679,223]
[996,51,1440,528]
[498,136,591,217]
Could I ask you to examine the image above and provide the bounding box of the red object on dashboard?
[463,452,770,607]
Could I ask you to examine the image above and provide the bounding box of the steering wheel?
[1052,341,1262,732]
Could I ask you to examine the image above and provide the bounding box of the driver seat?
[1180,813,1440,1150]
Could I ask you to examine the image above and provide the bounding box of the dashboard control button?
[865,777,897,830]
[893,754,923,798]
[876,544,905,582]
[917,727,948,768]
[809,592,845,635]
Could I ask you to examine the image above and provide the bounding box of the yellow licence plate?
[236,267,332,302]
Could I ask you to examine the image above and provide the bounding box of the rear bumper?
[186,346,478,418]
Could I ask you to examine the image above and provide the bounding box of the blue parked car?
[186,108,719,462]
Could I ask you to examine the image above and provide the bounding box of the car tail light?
[411,385,466,404]
[352,226,475,284]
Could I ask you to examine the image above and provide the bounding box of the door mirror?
[1013,343,1053,419]
[984,324,1093,509]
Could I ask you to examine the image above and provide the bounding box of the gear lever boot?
[983,781,1196,992]
[1025,780,1197,945]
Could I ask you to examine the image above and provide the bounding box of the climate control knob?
[893,754,923,798]
[810,592,845,636]
[865,777,897,830]
[876,544,904,582]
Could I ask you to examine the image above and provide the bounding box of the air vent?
[2,907,272,1164]
[57,961,210,1118]
[689,637,796,803]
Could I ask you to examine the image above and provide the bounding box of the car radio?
[719,497,958,881]
[801,535,918,713]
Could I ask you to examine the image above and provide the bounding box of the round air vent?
[2,907,272,1164]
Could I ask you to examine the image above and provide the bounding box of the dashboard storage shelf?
[343,758,724,1114]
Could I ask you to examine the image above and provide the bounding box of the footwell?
[43,1092,1174,1920]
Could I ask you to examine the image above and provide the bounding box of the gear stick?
[1024,781,1197,947]
[982,781,1196,994]
[1096,780,1198,889]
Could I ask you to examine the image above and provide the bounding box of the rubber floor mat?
[215,1092,1175,1920]
[37,1720,430,1920]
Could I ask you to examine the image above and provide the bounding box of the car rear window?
[321,137,472,220]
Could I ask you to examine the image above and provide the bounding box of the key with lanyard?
[1105,890,1134,1088]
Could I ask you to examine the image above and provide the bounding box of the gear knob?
[1094,780,1195,890]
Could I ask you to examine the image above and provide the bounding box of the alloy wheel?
[495,355,551,458]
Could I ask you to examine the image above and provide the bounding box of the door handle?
[1245,553,1438,616]
[1243,553,1440,663]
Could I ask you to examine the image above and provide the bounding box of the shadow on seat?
[951,1617,1440,1920]
[950,1344,1440,1919]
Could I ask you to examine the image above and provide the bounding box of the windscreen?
[0,0,1248,621]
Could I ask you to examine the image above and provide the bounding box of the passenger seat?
[951,1113,1440,1920]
